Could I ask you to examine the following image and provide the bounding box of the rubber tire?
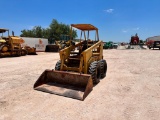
[88,61,101,84]
[99,59,107,79]
[0,44,8,52]
[55,60,61,70]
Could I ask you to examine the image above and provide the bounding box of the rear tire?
[55,60,61,70]
[99,59,107,79]
[88,61,101,84]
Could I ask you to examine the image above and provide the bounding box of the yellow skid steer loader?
[34,24,107,100]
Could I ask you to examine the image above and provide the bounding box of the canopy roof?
[71,24,98,31]
[0,28,9,33]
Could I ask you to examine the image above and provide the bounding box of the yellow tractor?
[23,45,37,55]
[34,24,107,100]
[0,28,28,57]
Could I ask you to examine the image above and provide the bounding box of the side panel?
[21,37,48,52]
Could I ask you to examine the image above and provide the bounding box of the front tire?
[88,61,101,84]
[55,60,61,70]
[99,59,107,79]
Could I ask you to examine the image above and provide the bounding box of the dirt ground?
[0,49,160,120]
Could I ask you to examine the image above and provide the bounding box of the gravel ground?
[0,49,160,120]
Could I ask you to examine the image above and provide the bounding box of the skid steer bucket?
[34,70,93,100]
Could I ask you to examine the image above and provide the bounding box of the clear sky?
[1,0,160,42]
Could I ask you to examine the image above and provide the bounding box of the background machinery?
[103,41,113,49]
[23,45,37,55]
[128,33,146,49]
[103,41,118,49]
[0,28,37,57]
[130,33,139,45]
[34,24,107,100]
[0,28,28,57]
[146,40,160,49]
[45,35,74,52]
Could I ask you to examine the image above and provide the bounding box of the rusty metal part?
[71,24,98,31]
[34,70,93,100]
[25,46,37,55]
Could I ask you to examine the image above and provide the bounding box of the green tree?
[48,19,77,40]
[20,19,77,41]
[20,26,44,38]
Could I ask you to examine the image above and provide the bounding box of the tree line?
[20,19,77,43]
